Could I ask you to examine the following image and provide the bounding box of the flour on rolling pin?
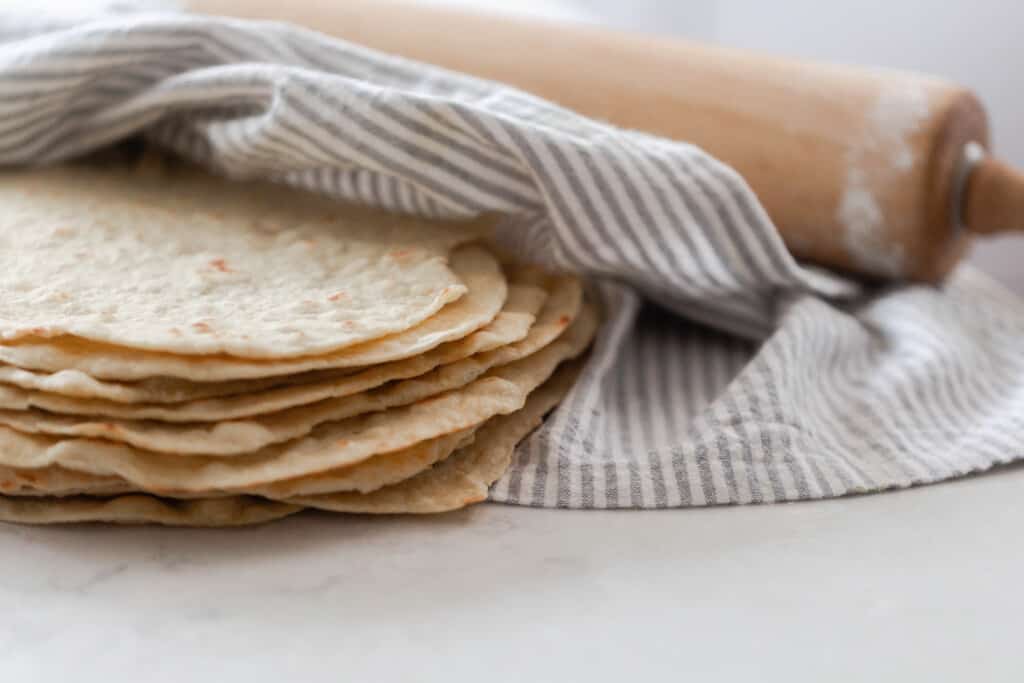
[839,82,930,277]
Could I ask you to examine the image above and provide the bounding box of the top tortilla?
[0,164,485,357]
[0,275,575,420]
[0,244,507,381]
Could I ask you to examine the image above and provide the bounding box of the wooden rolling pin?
[191,0,1024,282]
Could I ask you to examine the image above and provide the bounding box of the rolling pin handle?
[964,149,1024,235]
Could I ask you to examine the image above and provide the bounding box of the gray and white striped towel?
[2,11,1023,507]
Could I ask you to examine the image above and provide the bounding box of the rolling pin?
[190,0,1024,283]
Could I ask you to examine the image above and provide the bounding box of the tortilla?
[0,427,477,500]
[0,359,582,516]
[0,359,583,526]
[0,274,575,420]
[0,292,590,454]
[0,493,300,527]
[0,244,507,381]
[287,357,584,513]
[0,164,483,357]
[0,304,599,492]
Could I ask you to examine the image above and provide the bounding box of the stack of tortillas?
[0,161,596,526]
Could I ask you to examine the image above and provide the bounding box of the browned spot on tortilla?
[558,315,571,326]
[169,327,183,337]
[389,248,415,263]
[209,258,231,273]
[192,322,212,333]
[335,439,349,447]
[327,291,347,302]
[28,327,48,335]
[19,472,36,484]
[0,480,12,490]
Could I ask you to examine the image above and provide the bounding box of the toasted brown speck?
[388,248,415,263]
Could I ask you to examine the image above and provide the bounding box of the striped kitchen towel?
[2,11,1023,507]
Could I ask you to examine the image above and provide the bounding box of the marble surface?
[4,466,1024,681]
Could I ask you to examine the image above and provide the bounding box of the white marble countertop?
[4,466,1024,682]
